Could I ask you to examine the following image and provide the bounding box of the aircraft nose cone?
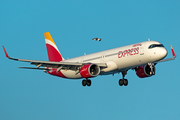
[160,48,167,58]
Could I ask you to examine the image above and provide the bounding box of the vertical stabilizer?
[44,32,64,62]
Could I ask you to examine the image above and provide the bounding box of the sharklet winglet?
[2,46,10,58]
[170,45,176,58]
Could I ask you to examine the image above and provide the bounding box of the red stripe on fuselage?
[46,44,63,62]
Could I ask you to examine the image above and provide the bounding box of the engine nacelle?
[80,63,100,78]
[135,64,155,78]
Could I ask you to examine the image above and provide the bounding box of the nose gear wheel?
[148,63,155,75]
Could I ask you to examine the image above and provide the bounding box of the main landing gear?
[82,71,129,87]
[119,71,128,86]
[82,79,91,87]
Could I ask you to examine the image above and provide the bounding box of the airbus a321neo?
[3,32,176,87]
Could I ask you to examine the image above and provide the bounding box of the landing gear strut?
[148,63,155,75]
[119,71,128,86]
[82,79,91,87]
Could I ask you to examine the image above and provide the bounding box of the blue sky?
[0,0,180,120]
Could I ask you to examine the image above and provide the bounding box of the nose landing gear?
[148,63,155,75]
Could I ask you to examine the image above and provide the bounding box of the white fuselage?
[59,41,167,79]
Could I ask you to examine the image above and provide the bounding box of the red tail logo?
[44,32,64,62]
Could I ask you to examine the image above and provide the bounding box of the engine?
[135,64,155,78]
[80,63,100,78]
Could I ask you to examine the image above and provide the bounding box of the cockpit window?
[148,44,164,49]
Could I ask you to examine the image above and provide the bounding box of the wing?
[3,46,107,71]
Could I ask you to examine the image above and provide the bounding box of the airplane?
[92,38,101,41]
[3,32,176,87]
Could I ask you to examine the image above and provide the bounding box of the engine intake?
[80,63,100,78]
[135,64,155,78]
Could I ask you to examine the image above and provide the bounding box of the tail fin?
[44,32,64,62]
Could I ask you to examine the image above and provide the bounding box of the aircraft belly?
[61,70,82,79]
[115,56,139,69]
